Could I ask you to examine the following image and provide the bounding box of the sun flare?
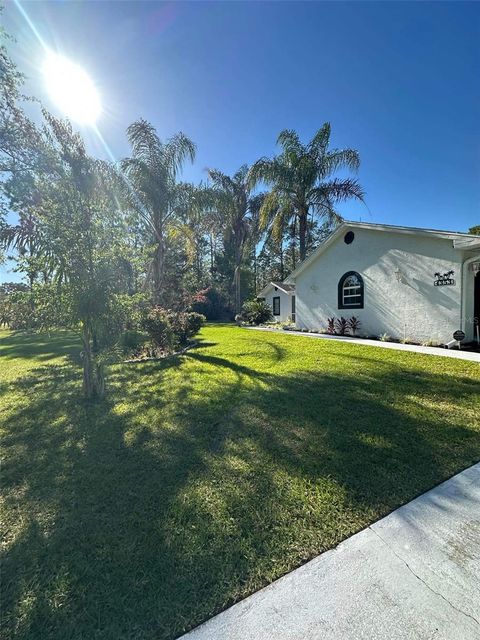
[42,52,101,125]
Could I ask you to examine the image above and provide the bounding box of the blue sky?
[2,1,479,282]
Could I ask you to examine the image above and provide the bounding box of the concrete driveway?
[181,463,480,640]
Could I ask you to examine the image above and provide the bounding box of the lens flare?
[42,52,102,125]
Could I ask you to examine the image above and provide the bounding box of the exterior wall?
[294,228,471,344]
[263,286,293,323]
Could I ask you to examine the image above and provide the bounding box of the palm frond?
[308,123,331,158]
[258,190,279,231]
[126,119,162,163]
[164,132,196,177]
[309,178,365,207]
[248,158,274,188]
[277,129,302,155]
[322,149,360,176]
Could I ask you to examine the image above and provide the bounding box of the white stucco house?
[258,281,296,323]
[265,222,480,345]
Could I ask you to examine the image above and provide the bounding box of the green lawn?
[1,325,479,640]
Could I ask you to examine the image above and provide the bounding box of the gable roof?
[285,221,479,283]
[258,281,295,297]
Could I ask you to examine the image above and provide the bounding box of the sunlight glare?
[42,52,102,125]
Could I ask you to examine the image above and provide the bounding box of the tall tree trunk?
[195,242,202,285]
[209,233,215,275]
[233,238,243,314]
[81,322,95,399]
[279,241,284,280]
[152,236,165,305]
[299,207,308,262]
[81,321,105,399]
[290,220,297,270]
[234,266,241,315]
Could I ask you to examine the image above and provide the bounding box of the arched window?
[338,271,364,309]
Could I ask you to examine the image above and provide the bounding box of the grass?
[1,324,479,640]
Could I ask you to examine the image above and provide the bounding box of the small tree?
[7,114,128,398]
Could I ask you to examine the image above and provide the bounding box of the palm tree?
[208,165,263,314]
[249,124,364,262]
[121,120,196,303]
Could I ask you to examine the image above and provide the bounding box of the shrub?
[379,333,391,342]
[241,299,273,325]
[185,312,205,338]
[191,287,231,320]
[335,316,348,336]
[169,311,205,346]
[422,338,442,347]
[347,316,361,336]
[327,317,336,334]
[141,308,205,354]
[118,330,149,355]
[141,307,175,353]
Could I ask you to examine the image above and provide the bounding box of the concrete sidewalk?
[243,326,480,362]
[181,463,480,640]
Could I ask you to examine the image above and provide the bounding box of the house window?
[291,295,296,322]
[273,296,280,316]
[338,271,364,309]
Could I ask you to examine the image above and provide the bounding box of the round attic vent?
[344,231,355,244]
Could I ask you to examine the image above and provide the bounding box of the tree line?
[0,30,365,396]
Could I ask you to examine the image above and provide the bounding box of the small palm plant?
[335,316,348,336]
[347,316,361,336]
[327,317,336,334]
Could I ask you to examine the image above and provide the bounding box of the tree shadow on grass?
[1,342,479,640]
[0,331,80,363]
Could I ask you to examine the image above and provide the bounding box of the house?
[280,221,480,345]
[258,281,296,323]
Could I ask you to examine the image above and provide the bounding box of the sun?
[42,52,102,125]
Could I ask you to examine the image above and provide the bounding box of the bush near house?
[241,299,273,325]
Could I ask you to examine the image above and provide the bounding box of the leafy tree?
[250,124,364,261]
[121,120,196,304]
[207,165,263,313]
[0,29,45,179]
[469,225,480,235]
[10,114,129,397]
[0,26,50,284]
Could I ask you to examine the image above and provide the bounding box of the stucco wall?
[294,228,472,344]
[263,287,294,323]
